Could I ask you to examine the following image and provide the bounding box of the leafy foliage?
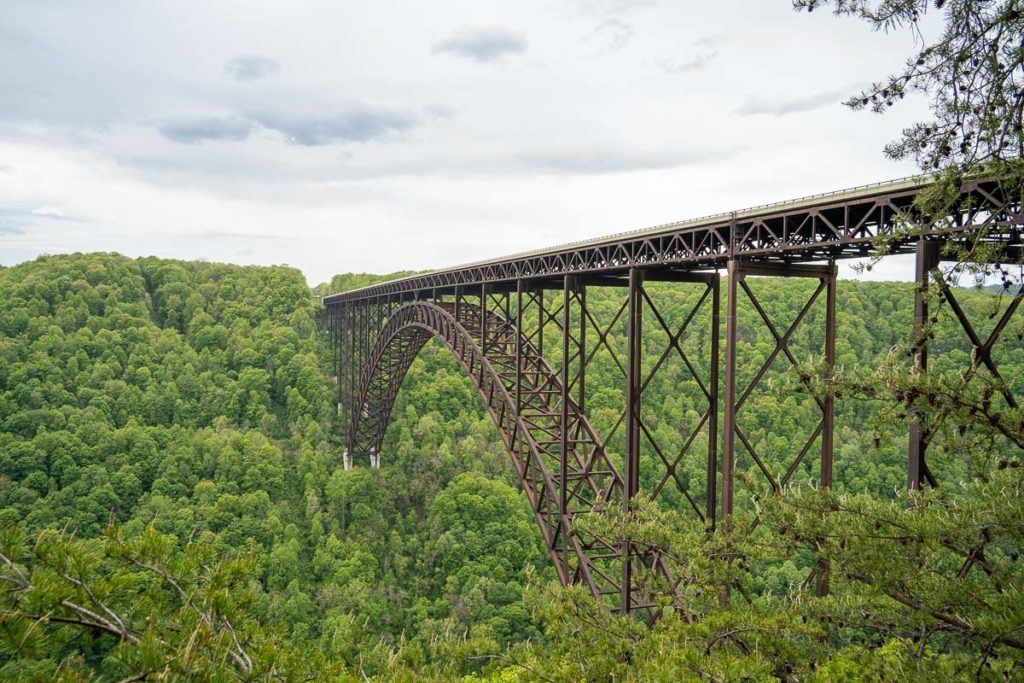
[0,256,547,679]
[2,253,1022,680]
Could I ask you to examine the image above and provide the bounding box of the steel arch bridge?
[321,174,1024,615]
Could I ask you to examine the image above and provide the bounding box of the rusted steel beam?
[816,263,838,598]
[578,283,586,413]
[908,240,941,491]
[561,274,572,578]
[721,260,740,525]
[707,274,720,529]
[481,283,487,354]
[516,280,524,417]
[622,267,643,614]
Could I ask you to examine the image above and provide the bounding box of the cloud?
[587,19,634,53]
[253,105,421,146]
[694,34,727,48]
[658,34,725,74]
[660,51,718,74]
[515,147,719,175]
[198,230,288,241]
[576,0,654,14]
[432,25,528,63]
[158,116,255,144]
[31,205,64,218]
[224,54,280,81]
[156,103,430,147]
[734,90,845,117]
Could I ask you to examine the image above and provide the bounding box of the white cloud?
[224,54,280,81]
[586,19,634,53]
[159,116,255,144]
[735,90,848,117]
[432,25,528,63]
[30,205,65,218]
[659,51,717,74]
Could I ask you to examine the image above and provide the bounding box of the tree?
[794,0,1023,178]
[795,0,1024,282]
[0,522,340,680]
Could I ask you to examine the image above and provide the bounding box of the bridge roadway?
[324,174,1017,304]
[321,174,1023,616]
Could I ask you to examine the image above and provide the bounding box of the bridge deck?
[324,174,1018,304]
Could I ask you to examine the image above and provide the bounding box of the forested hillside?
[1,253,1022,680]
[0,255,548,679]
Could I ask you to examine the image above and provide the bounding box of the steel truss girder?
[324,177,1021,305]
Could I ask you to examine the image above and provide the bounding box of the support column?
[537,288,544,358]
[816,263,838,597]
[516,280,524,416]
[721,260,740,523]
[481,283,488,353]
[561,275,572,578]
[706,274,721,528]
[719,260,740,607]
[908,240,940,490]
[622,267,643,614]
[348,305,357,455]
[337,307,343,420]
[579,284,587,412]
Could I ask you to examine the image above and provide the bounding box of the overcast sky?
[0,0,939,285]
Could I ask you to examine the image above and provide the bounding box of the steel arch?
[346,299,674,611]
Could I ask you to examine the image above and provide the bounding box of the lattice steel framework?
[322,174,1024,614]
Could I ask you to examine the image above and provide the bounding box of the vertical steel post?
[329,306,336,404]
[579,283,587,412]
[339,306,346,425]
[337,309,346,419]
[719,260,740,607]
[364,300,371,459]
[707,274,721,528]
[480,283,487,353]
[622,267,643,614]
[504,291,511,345]
[908,240,940,490]
[537,288,544,359]
[348,303,359,458]
[561,275,572,578]
[721,261,740,522]
[336,307,342,409]
[454,285,462,322]
[516,280,524,416]
[348,303,356,454]
[816,264,838,597]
